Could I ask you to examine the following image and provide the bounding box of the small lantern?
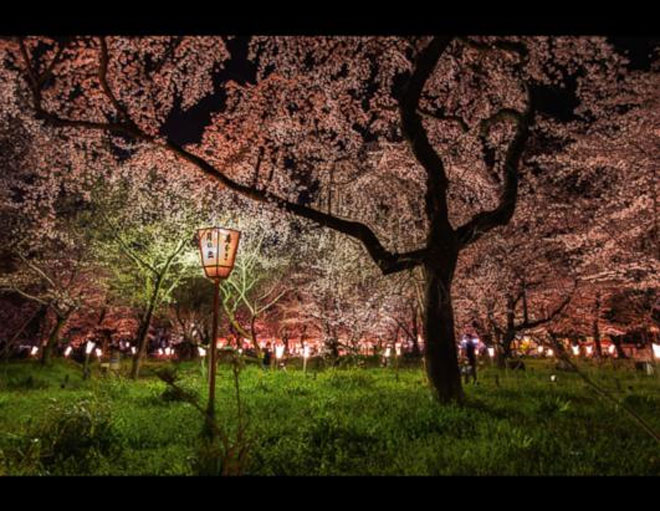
[30,346,38,356]
[275,344,285,360]
[608,344,616,355]
[197,227,241,280]
[86,342,96,355]
[384,346,392,358]
[64,346,73,357]
[95,348,102,359]
[198,346,207,358]
[488,347,495,358]
[303,345,310,359]
[652,343,660,361]
[571,345,580,356]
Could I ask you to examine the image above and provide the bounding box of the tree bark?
[411,304,421,356]
[593,293,603,358]
[612,335,628,359]
[250,315,262,358]
[130,275,164,379]
[41,311,69,365]
[423,258,464,403]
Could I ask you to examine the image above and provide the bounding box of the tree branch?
[455,95,532,248]
[18,37,426,276]
[518,284,576,331]
[417,107,469,133]
[399,37,454,187]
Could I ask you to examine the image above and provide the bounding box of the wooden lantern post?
[197,227,241,434]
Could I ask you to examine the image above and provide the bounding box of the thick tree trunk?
[423,262,464,403]
[41,311,69,365]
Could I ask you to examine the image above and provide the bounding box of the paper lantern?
[197,227,241,280]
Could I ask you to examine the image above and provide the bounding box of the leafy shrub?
[536,396,572,418]
[33,397,122,474]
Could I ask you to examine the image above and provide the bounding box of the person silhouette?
[262,343,272,370]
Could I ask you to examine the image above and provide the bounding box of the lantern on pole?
[197,227,241,280]
[275,344,285,369]
[83,341,95,380]
[302,344,310,373]
[652,343,660,361]
[196,226,241,428]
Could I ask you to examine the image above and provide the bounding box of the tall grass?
[0,358,658,475]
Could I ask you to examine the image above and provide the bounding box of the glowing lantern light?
[95,348,102,359]
[85,342,96,355]
[608,345,616,355]
[238,348,243,355]
[487,347,495,358]
[384,347,392,358]
[158,348,164,356]
[395,342,402,357]
[64,346,72,357]
[197,227,241,280]
[546,349,554,357]
[198,347,207,358]
[571,345,580,356]
[275,344,285,360]
[550,374,557,382]
[302,344,310,373]
[537,345,544,354]
[652,343,660,360]
[586,346,593,356]
[30,346,38,356]
[131,346,137,355]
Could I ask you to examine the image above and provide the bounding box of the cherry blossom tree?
[2,35,639,402]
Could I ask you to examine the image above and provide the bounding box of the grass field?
[1,357,659,475]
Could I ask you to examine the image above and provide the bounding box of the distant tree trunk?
[612,335,628,359]
[131,274,164,379]
[411,304,421,356]
[30,304,49,351]
[41,310,70,365]
[250,315,262,358]
[549,332,566,356]
[593,293,603,358]
[496,294,517,369]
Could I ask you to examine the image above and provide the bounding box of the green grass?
[0,358,658,475]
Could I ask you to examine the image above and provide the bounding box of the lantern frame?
[196,226,241,281]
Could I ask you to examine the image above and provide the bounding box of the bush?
[33,397,122,474]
